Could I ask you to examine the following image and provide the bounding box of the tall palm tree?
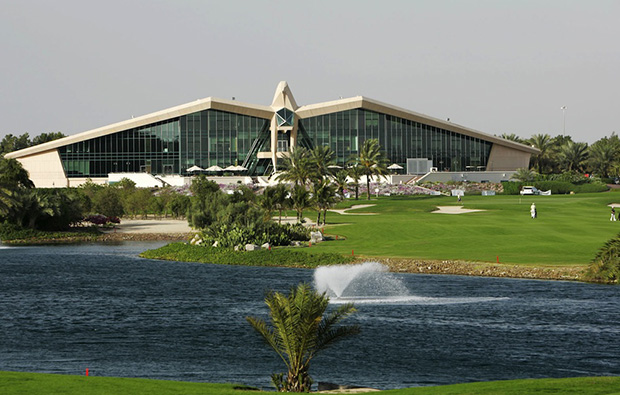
[358,139,388,200]
[500,133,525,144]
[588,142,618,178]
[309,145,336,180]
[277,147,313,186]
[559,141,588,172]
[272,183,290,224]
[527,134,553,174]
[333,169,349,198]
[259,186,279,222]
[312,179,338,226]
[289,184,311,223]
[246,283,359,392]
[347,165,364,200]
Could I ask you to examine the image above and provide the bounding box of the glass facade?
[299,109,492,171]
[59,110,270,178]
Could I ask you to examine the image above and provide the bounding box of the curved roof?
[6,81,538,159]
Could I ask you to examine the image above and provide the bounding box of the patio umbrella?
[186,165,204,172]
[205,165,224,172]
[387,163,404,170]
[224,165,238,172]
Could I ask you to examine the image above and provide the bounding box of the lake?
[0,242,618,390]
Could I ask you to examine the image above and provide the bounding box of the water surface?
[1,243,618,390]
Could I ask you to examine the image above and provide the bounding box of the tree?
[333,169,349,198]
[511,167,537,182]
[259,186,279,222]
[0,134,31,155]
[527,134,553,174]
[272,183,290,225]
[358,139,388,200]
[312,179,338,226]
[559,141,588,172]
[289,184,311,223]
[0,158,35,189]
[246,283,359,392]
[347,165,364,200]
[31,132,65,146]
[92,186,124,218]
[309,145,336,180]
[277,147,313,186]
[588,135,620,178]
[500,133,525,144]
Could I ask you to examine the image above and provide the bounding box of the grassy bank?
[139,242,355,268]
[1,371,619,394]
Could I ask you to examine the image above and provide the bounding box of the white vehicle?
[520,186,540,195]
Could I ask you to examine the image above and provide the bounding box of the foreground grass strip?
[381,376,620,395]
[0,371,257,395]
[140,242,355,268]
[2,372,619,395]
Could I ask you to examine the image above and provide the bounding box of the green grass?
[140,242,355,268]
[311,192,620,266]
[383,376,620,395]
[2,372,619,394]
[0,371,257,395]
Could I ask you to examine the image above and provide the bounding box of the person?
[457,194,462,203]
[530,203,537,219]
[611,207,616,221]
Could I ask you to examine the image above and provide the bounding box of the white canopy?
[205,165,224,172]
[224,165,248,171]
[388,163,404,170]
[186,165,204,172]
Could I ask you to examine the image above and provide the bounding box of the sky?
[1,0,618,144]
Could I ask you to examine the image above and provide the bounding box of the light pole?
[560,106,567,136]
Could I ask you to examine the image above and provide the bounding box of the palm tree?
[277,147,313,186]
[500,133,525,144]
[309,145,336,180]
[246,283,360,392]
[510,167,537,182]
[559,141,588,172]
[358,139,388,200]
[333,169,349,198]
[347,165,364,200]
[272,183,290,224]
[312,179,338,226]
[259,186,279,222]
[527,134,553,174]
[588,142,618,178]
[289,184,311,223]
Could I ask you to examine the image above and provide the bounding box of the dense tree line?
[0,132,66,155]
[501,132,620,179]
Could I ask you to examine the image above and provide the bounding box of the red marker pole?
[352,249,354,256]
[309,241,312,247]
[496,256,499,263]
[86,368,89,376]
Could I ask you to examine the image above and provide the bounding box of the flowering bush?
[84,214,120,226]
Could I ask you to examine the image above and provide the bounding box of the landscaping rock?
[261,242,271,249]
[245,244,261,251]
[212,240,219,247]
[310,231,323,243]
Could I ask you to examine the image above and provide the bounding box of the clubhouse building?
[5,81,538,188]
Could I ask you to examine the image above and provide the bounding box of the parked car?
[520,186,540,195]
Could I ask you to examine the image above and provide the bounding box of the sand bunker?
[329,204,377,215]
[432,206,485,214]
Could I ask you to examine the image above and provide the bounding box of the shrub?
[584,233,620,284]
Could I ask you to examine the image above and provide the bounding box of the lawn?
[310,191,620,266]
[2,372,619,394]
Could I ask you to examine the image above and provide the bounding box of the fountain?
[314,262,411,303]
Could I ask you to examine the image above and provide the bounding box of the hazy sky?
[1,0,618,144]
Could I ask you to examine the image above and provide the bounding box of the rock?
[310,231,323,243]
[290,241,301,247]
[212,240,219,247]
[245,244,261,251]
[261,242,270,249]
[234,245,241,251]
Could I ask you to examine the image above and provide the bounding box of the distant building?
[5,81,537,187]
